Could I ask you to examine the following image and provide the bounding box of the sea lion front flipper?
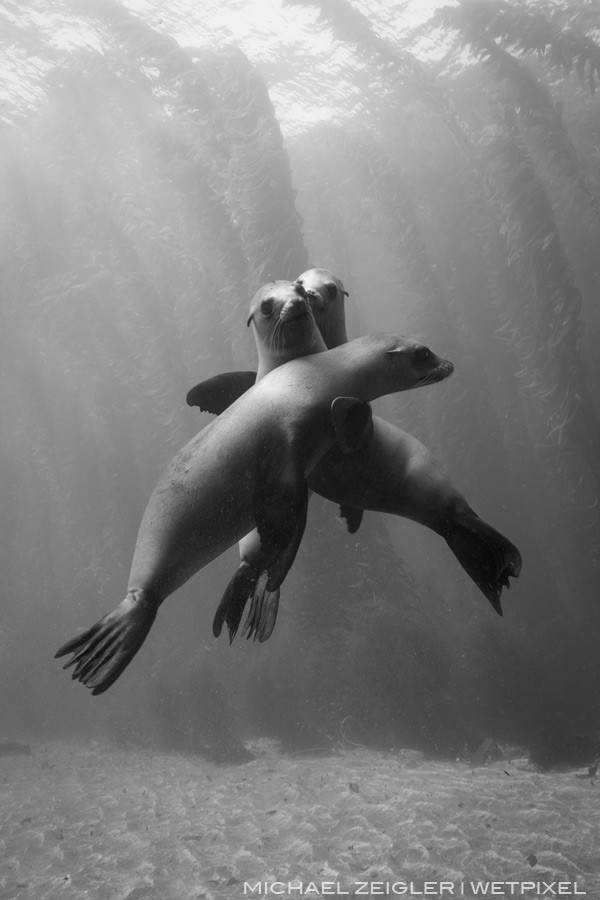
[213,562,260,644]
[445,513,522,615]
[330,397,374,453]
[254,446,308,592]
[241,572,280,642]
[54,591,157,695]
[186,371,257,414]
[339,505,364,534]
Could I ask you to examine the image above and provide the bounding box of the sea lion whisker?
[418,368,452,387]
[266,317,280,359]
[271,318,284,359]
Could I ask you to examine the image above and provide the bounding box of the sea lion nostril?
[281,297,308,319]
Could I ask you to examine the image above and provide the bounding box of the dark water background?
[1,0,600,769]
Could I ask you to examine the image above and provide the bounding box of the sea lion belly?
[309,417,455,534]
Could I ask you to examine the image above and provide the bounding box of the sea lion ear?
[342,290,349,298]
[330,397,374,453]
[186,371,257,414]
[247,313,254,327]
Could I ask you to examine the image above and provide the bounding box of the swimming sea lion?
[296,269,522,619]
[186,281,325,412]
[56,308,453,695]
[189,269,521,643]
[295,267,349,348]
[194,282,333,644]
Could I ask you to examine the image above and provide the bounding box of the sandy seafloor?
[0,742,598,900]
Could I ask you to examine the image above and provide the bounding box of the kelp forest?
[2,0,600,765]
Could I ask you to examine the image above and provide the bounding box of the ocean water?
[1,1,599,897]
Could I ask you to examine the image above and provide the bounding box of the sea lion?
[295,270,522,614]
[295,267,349,348]
[186,281,325,412]
[56,303,453,695]
[190,282,332,644]
[189,269,522,643]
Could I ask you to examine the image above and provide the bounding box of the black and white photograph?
[1,1,599,898]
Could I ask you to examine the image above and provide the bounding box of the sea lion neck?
[254,324,327,378]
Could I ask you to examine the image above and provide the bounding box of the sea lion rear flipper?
[186,371,257,414]
[54,591,157,695]
[445,512,523,615]
[331,397,374,453]
[241,571,280,643]
[254,446,308,592]
[213,562,260,644]
[339,505,364,534]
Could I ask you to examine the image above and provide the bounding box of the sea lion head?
[294,268,349,348]
[347,333,454,397]
[247,281,326,376]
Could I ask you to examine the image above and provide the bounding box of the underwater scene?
[1,0,600,897]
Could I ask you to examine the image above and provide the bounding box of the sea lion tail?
[213,565,281,644]
[213,563,260,643]
[241,571,280,643]
[54,590,157,695]
[445,514,522,616]
[254,445,308,594]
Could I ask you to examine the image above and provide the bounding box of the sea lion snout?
[415,351,454,387]
[294,269,350,349]
[279,295,310,322]
[294,279,324,310]
[379,336,454,390]
[296,268,348,303]
[427,356,454,384]
[248,281,312,328]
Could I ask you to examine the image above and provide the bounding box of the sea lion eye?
[325,283,337,300]
[414,346,433,364]
[260,297,274,317]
